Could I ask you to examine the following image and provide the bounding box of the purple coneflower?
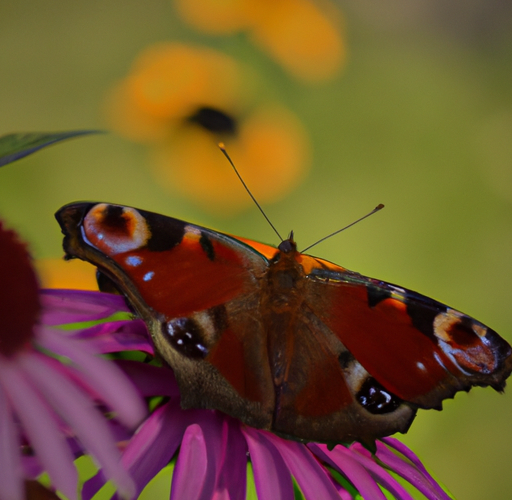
[0,220,146,500]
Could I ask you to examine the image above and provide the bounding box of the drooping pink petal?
[71,319,153,354]
[108,401,189,500]
[343,444,415,500]
[25,355,101,403]
[40,289,129,326]
[0,358,78,500]
[172,410,224,500]
[257,431,341,500]
[381,437,450,498]
[38,327,146,429]
[0,380,23,500]
[309,443,390,500]
[242,426,294,500]
[375,441,451,500]
[170,424,209,500]
[18,353,135,499]
[214,418,247,500]
[114,360,180,398]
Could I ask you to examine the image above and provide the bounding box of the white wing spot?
[126,255,143,267]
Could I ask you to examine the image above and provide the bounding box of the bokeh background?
[1,1,512,498]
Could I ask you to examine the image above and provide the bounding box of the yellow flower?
[173,0,346,82]
[105,42,310,214]
[106,43,243,142]
[36,258,98,290]
[173,0,259,34]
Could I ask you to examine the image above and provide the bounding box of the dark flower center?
[187,106,238,135]
[0,220,40,356]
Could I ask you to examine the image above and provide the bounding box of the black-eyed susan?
[173,0,346,82]
[105,42,310,214]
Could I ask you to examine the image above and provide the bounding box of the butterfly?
[56,202,512,445]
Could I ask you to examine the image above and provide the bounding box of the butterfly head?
[278,232,296,254]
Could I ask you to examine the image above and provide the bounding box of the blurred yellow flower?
[173,0,346,82]
[173,0,259,34]
[106,42,310,214]
[106,43,243,142]
[36,258,98,290]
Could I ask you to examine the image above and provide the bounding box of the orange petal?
[36,259,98,291]
[126,43,241,118]
[174,0,260,34]
[250,0,346,82]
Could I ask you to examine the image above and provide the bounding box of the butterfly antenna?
[218,143,283,242]
[301,204,385,254]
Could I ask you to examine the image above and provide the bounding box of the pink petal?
[345,444,415,500]
[375,442,451,500]
[170,424,209,500]
[258,432,341,500]
[0,357,78,500]
[112,401,188,499]
[0,379,23,500]
[242,427,294,500]
[114,360,180,398]
[381,437,450,498]
[79,332,153,356]
[171,411,224,500]
[40,289,129,325]
[214,418,247,500]
[38,327,146,429]
[18,354,135,499]
[71,320,153,354]
[309,443,388,500]
[71,319,146,340]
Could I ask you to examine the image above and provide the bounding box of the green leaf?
[0,130,102,167]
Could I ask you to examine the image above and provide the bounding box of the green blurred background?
[1,1,512,498]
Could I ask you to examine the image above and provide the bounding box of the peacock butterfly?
[56,202,512,445]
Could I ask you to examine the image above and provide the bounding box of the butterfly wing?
[56,203,512,445]
[302,254,512,410]
[56,202,279,429]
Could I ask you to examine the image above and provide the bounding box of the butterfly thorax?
[264,239,305,314]
[260,239,308,393]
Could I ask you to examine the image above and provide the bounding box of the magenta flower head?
[0,220,147,500]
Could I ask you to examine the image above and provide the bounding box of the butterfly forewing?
[57,202,276,429]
